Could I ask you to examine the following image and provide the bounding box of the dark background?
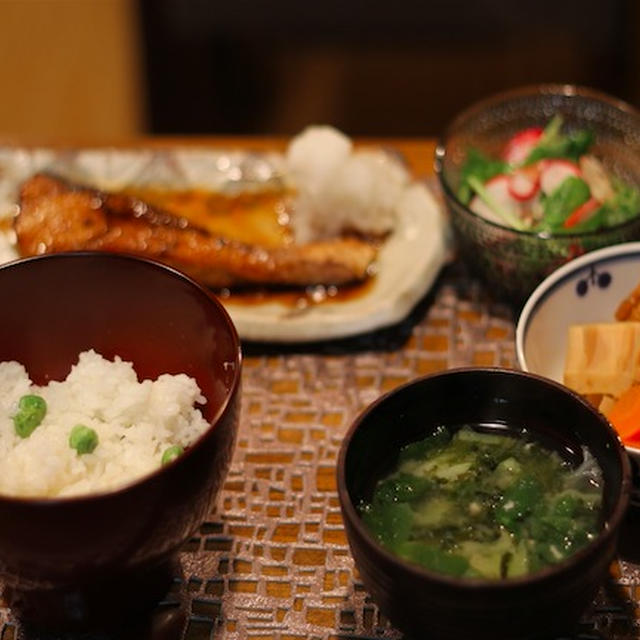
[138,0,640,137]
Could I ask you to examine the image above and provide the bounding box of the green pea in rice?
[0,350,209,498]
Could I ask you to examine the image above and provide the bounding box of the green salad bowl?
[435,84,640,305]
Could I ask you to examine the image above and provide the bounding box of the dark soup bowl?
[0,252,242,630]
[337,368,630,640]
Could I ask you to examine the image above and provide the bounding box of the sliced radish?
[486,174,521,208]
[469,174,522,225]
[563,197,600,228]
[502,127,543,165]
[470,194,500,223]
[539,159,581,195]
[508,165,540,201]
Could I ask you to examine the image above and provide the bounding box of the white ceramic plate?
[516,241,640,458]
[0,147,450,343]
[226,183,449,342]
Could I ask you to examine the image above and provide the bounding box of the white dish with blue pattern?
[516,241,640,459]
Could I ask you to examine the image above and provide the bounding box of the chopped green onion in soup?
[360,425,603,580]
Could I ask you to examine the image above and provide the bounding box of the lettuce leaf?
[525,115,594,165]
[536,176,590,231]
[457,148,508,204]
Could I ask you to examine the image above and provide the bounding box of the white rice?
[0,350,209,498]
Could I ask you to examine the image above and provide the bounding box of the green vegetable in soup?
[69,424,99,455]
[395,541,470,577]
[359,426,602,580]
[494,475,542,532]
[13,394,47,438]
[161,444,184,465]
[397,424,451,464]
[361,501,413,549]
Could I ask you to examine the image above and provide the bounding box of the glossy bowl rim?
[434,83,640,240]
[0,251,243,506]
[515,240,640,456]
[337,366,631,591]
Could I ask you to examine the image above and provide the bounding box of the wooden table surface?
[0,137,638,640]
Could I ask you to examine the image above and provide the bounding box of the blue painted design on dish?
[575,266,612,297]
[520,249,640,348]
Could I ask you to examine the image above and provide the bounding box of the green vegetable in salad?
[359,425,602,580]
[538,176,591,231]
[456,115,640,233]
[601,177,640,226]
[457,148,508,204]
[523,115,594,165]
[466,175,526,230]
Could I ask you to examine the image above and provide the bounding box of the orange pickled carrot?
[625,434,640,449]
[607,385,640,442]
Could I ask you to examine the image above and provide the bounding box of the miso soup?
[360,425,603,580]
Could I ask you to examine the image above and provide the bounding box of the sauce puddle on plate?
[217,278,376,309]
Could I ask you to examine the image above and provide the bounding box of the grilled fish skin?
[15,173,377,288]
